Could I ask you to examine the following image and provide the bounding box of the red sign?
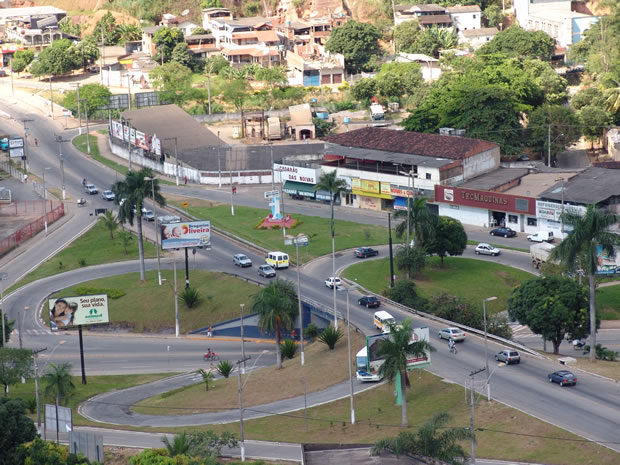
[435,185,536,215]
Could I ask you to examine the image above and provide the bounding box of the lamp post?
[289,234,307,365]
[483,296,497,398]
[145,177,162,285]
[229,146,235,216]
[547,125,564,168]
[72,83,82,135]
[125,118,133,171]
[0,272,8,347]
[42,167,51,234]
[269,142,274,191]
[555,177,565,235]
[343,286,356,424]
[55,136,67,200]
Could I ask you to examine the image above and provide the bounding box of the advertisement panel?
[435,185,536,215]
[161,220,211,249]
[48,294,109,330]
[365,326,431,374]
[274,164,318,184]
[596,245,620,275]
[360,179,380,193]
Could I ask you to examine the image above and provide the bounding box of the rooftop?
[324,144,455,169]
[447,5,482,13]
[0,6,66,19]
[537,167,620,205]
[461,27,499,37]
[419,15,453,24]
[413,4,447,12]
[325,127,498,161]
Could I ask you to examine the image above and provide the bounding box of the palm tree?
[251,280,298,368]
[42,362,75,407]
[376,319,433,427]
[161,431,191,457]
[372,412,470,464]
[314,171,348,329]
[101,210,119,240]
[394,196,436,247]
[112,168,165,282]
[550,204,619,362]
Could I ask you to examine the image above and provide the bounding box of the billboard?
[366,326,431,375]
[161,220,211,249]
[596,245,620,275]
[48,294,109,330]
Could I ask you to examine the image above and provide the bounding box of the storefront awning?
[394,197,408,211]
[283,180,315,197]
[315,189,332,201]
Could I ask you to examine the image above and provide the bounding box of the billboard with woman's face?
[48,294,109,330]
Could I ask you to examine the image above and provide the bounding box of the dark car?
[355,247,379,258]
[490,227,516,238]
[358,295,381,308]
[0,69,7,78]
[258,264,276,278]
[548,370,578,386]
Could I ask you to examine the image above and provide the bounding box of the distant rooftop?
[538,167,620,205]
[461,27,499,37]
[0,6,66,19]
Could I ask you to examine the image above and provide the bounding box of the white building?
[447,5,481,32]
[459,27,499,50]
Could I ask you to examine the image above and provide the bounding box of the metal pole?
[406,171,411,246]
[42,169,48,234]
[21,119,33,177]
[84,102,91,154]
[296,241,304,365]
[56,136,66,200]
[388,213,395,288]
[483,300,489,395]
[76,84,82,135]
[49,75,54,119]
[151,178,162,285]
[303,375,308,432]
[470,377,476,465]
[0,273,6,347]
[240,304,246,374]
[270,143,274,191]
[280,166,286,237]
[78,325,87,384]
[174,137,180,186]
[127,74,132,111]
[547,123,551,168]
[126,118,132,171]
[33,348,46,431]
[218,149,222,188]
[174,257,179,337]
[184,248,190,289]
[237,361,246,462]
[19,307,26,349]
[230,147,235,216]
[346,289,355,424]
[10,59,14,96]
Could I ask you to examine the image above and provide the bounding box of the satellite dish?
[181,9,190,16]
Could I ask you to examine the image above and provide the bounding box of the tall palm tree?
[372,412,470,465]
[376,319,433,427]
[314,171,348,329]
[394,196,436,247]
[551,204,619,362]
[112,168,165,282]
[42,362,75,407]
[251,280,298,368]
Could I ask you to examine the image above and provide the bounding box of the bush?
[383,280,427,309]
[216,360,234,378]
[280,339,297,360]
[181,287,202,308]
[318,326,343,350]
[22,397,37,414]
[304,323,320,340]
[74,286,126,299]
[583,344,618,361]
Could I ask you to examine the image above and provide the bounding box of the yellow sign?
[183,202,189,208]
[380,183,391,195]
[351,178,361,190]
[360,179,380,193]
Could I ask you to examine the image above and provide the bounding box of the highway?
[1,94,619,457]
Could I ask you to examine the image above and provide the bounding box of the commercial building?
[0,6,73,48]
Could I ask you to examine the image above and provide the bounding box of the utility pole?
[127,74,132,111]
[0,272,8,347]
[236,355,252,462]
[173,257,179,337]
[55,136,68,200]
[230,146,235,216]
[125,118,133,171]
[388,212,395,288]
[270,142,274,190]
[49,75,54,119]
[100,29,104,84]
[165,137,180,185]
[32,347,47,432]
[20,119,33,176]
[547,124,551,168]
[84,102,91,154]
[469,367,485,465]
[19,306,28,349]
[295,238,305,365]
[240,304,246,374]
[73,83,82,135]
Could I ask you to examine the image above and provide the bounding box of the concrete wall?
[462,146,500,180]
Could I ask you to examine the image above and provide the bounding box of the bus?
[356,346,384,382]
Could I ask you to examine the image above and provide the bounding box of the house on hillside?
[161,13,200,36]
[394,4,452,28]
[459,27,499,49]
[287,43,344,86]
[447,5,481,32]
[0,6,75,48]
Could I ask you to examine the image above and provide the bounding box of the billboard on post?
[161,220,211,250]
[48,294,109,330]
[366,326,431,374]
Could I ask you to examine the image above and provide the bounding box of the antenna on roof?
[181,9,190,16]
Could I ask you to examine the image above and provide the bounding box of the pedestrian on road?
[34,138,38,146]
[232,185,237,195]
[23,173,28,183]
[184,176,187,185]
[207,324,212,338]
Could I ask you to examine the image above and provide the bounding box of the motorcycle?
[203,351,220,361]
[572,339,586,350]
[77,198,87,207]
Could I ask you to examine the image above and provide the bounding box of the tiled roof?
[447,5,481,13]
[415,4,446,12]
[325,127,498,160]
[419,14,453,24]
[461,27,499,37]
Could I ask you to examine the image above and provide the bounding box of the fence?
[0,199,56,216]
[0,203,65,256]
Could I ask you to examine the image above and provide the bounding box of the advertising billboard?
[365,326,431,374]
[48,294,109,330]
[161,220,211,249]
[596,245,620,275]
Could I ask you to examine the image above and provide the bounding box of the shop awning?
[394,197,408,211]
[315,189,332,201]
[283,180,315,197]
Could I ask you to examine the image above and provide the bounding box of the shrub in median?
[74,286,126,299]
[318,326,343,350]
[280,339,297,359]
[181,287,202,308]
[216,360,234,378]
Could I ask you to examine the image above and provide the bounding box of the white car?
[438,327,466,342]
[325,277,342,289]
[101,190,115,201]
[84,183,98,195]
[475,243,500,256]
[158,214,181,224]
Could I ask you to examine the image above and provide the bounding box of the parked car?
[475,243,501,256]
[495,350,520,364]
[158,214,181,224]
[233,254,252,267]
[101,190,115,201]
[438,327,466,342]
[355,247,379,258]
[325,277,342,289]
[0,69,7,77]
[84,183,98,195]
[358,295,381,308]
[548,370,578,386]
[0,137,8,151]
[258,264,276,278]
[490,227,516,238]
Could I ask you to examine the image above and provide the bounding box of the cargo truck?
[530,242,556,269]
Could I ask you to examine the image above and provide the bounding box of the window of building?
[515,198,529,212]
[527,217,537,227]
[425,173,432,180]
[508,215,518,224]
[473,15,476,19]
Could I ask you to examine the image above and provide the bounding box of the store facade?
[274,163,330,201]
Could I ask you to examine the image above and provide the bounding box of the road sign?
[183,201,189,208]
[264,190,280,199]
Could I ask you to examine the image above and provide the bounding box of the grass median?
[597,284,620,320]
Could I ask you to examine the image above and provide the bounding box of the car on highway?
[158,214,181,224]
[355,247,379,258]
[132,206,155,221]
[358,295,381,308]
[101,190,115,201]
[490,226,516,238]
[325,277,342,289]
[0,69,6,78]
[84,183,98,195]
[258,264,276,278]
[438,327,466,342]
[475,243,501,256]
[495,350,520,364]
[548,370,578,386]
[233,254,252,267]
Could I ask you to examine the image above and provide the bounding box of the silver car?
[475,243,500,256]
[233,254,252,267]
[495,350,520,364]
[258,264,276,278]
[438,327,466,342]
[101,190,115,201]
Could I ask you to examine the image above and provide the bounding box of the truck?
[267,117,281,140]
[356,346,383,382]
[370,103,384,121]
[530,242,556,269]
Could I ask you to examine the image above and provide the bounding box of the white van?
[374,311,396,333]
[527,231,554,243]
[265,251,289,269]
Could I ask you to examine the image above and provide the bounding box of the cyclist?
[448,338,456,354]
[34,138,38,146]
[82,178,87,186]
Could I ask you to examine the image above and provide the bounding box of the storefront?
[435,185,538,233]
[275,164,323,201]
[351,178,393,211]
[536,200,586,239]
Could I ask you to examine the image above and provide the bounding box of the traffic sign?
[183,201,189,208]
[264,190,280,199]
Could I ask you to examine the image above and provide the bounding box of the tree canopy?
[93,11,120,45]
[0,398,37,465]
[426,216,467,266]
[527,104,582,161]
[153,27,185,64]
[30,39,81,76]
[477,26,555,61]
[17,438,91,465]
[150,62,193,106]
[0,348,33,395]
[325,20,381,73]
[62,83,111,115]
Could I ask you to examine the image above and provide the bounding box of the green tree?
[313,117,335,137]
[350,78,377,105]
[76,37,100,70]
[170,42,194,69]
[550,205,620,362]
[396,245,426,278]
[377,62,423,95]
[383,280,427,309]
[243,1,262,16]
[394,19,422,53]
[523,59,568,105]
[427,216,467,267]
[30,39,81,77]
[161,431,191,456]
[130,449,177,465]
[100,210,119,240]
[112,168,166,282]
[150,62,193,106]
[197,368,214,391]
[394,196,436,246]
[201,0,223,8]
[579,105,611,148]
[508,275,590,354]
[527,104,581,162]
[117,23,142,43]
[58,16,81,37]
[0,348,33,395]
[11,49,34,74]
[251,280,298,368]
[0,315,15,348]
[118,230,133,255]
[0,398,37,465]
[93,11,120,45]
[205,55,230,76]
[325,20,381,73]
[221,79,251,113]
[62,83,111,115]
[373,412,470,464]
[477,26,555,61]
[376,319,433,427]
[153,27,185,64]
[484,5,504,27]
[42,362,75,410]
[255,66,288,92]
[571,87,606,111]
[17,437,91,465]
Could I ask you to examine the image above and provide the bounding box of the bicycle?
[203,353,220,361]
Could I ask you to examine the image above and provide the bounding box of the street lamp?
[55,136,68,200]
[287,234,308,365]
[547,126,564,167]
[399,169,415,246]
[340,285,357,425]
[144,176,162,285]
[0,272,8,347]
[237,350,268,462]
[483,296,497,396]
[485,361,505,401]
[555,177,565,235]
[42,167,51,234]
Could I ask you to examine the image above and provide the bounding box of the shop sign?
[435,185,536,215]
[274,164,318,184]
[391,187,414,197]
[380,183,391,195]
[352,178,361,190]
[537,201,586,221]
[360,179,379,193]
